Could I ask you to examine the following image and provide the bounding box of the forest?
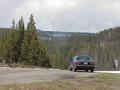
[0,15,51,67]
[0,15,120,70]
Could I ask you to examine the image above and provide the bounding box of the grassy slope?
[0,74,120,90]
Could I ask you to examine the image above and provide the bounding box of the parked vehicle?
[69,55,95,72]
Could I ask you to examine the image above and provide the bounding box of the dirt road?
[0,67,97,85]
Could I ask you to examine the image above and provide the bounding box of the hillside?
[0,28,94,40]
[0,27,120,70]
[42,27,120,70]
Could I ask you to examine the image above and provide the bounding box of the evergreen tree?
[17,16,25,62]
[21,15,36,64]
[3,19,19,64]
[21,14,51,67]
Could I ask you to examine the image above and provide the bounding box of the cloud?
[1,0,120,32]
[15,0,81,31]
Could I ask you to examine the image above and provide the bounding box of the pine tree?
[3,19,19,64]
[17,17,25,62]
[21,14,51,67]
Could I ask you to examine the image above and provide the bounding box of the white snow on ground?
[95,71,120,74]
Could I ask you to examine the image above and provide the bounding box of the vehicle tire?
[69,67,72,71]
[86,69,88,72]
[72,66,76,72]
[91,69,94,72]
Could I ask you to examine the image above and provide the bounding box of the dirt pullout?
[0,67,97,85]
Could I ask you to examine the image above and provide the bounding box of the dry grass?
[97,73,120,81]
[0,74,120,90]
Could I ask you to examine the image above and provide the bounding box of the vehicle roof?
[75,55,91,57]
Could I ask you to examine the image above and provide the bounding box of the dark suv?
[69,55,95,72]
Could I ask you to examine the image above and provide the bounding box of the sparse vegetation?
[0,74,120,90]
[97,73,120,81]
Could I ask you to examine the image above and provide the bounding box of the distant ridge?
[0,28,94,40]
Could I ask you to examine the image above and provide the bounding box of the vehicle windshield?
[76,56,92,61]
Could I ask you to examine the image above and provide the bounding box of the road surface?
[0,67,97,85]
[95,71,120,74]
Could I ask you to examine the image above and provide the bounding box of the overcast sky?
[1,0,120,32]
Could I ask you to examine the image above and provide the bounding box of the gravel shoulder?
[0,67,97,85]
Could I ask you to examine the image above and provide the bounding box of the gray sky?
[1,0,120,32]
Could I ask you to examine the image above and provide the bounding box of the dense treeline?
[45,27,120,70]
[0,16,120,70]
[0,15,51,67]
